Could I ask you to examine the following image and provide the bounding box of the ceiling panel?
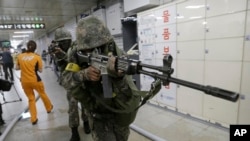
[0,0,99,42]
[0,0,26,7]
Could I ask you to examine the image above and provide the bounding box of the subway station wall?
[138,0,250,127]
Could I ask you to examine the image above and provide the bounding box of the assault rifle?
[76,50,239,102]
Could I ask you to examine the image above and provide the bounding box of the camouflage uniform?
[53,28,90,141]
[64,42,89,128]
[60,16,144,141]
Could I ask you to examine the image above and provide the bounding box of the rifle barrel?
[140,63,163,71]
[139,70,239,102]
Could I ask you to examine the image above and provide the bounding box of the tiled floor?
[0,68,229,141]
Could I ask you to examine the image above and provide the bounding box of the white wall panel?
[139,45,156,91]
[137,11,156,45]
[138,27,156,45]
[244,41,250,61]
[246,10,250,35]
[140,74,155,91]
[176,60,204,117]
[155,42,177,60]
[203,95,239,126]
[204,62,242,92]
[156,83,177,108]
[155,24,177,42]
[248,0,250,10]
[106,3,122,35]
[139,44,155,60]
[137,11,156,27]
[177,40,205,60]
[205,38,244,61]
[176,0,205,23]
[245,11,250,61]
[206,0,247,17]
[177,60,204,85]
[154,4,176,25]
[206,12,246,39]
[177,86,203,116]
[177,19,205,41]
[238,62,250,124]
[238,98,250,124]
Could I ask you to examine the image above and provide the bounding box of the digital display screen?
[0,23,45,30]
[1,41,11,48]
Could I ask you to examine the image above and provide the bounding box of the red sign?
[162,28,170,40]
[163,46,169,55]
[162,10,170,23]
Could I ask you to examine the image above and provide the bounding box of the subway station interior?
[0,0,250,141]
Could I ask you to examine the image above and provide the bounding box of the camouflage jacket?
[59,42,142,126]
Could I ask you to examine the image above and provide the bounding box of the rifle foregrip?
[205,86,239,102]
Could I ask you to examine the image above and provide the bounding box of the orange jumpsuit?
[16,52,53,123]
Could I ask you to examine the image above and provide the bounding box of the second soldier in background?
[53,28,90,141]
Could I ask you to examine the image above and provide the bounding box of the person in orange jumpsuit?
[16,40,53,125]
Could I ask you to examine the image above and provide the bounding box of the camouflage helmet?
[54,27,72,41]
[76,16,113,50]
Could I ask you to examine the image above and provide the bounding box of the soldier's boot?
[83,121,91,134]
[70,127,80,141]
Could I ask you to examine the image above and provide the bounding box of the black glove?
[107,55,124,78]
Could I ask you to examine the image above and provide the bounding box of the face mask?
[58,39,71,52]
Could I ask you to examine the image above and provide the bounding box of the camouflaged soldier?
[53,27,90,141]
[59,16,162,141]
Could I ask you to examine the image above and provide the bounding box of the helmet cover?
[76,16,113,51]
[54,28,72,42]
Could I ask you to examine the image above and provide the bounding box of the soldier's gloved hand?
[84,66,101,81]
[54,47,67,60]
[54,47,63,53]
[107,55,124,78]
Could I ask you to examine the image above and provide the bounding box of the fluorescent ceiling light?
[176,16,184,19]
[189,16,202,19]
[13,35,29,38]
[185,5,205,9]
[14,31,34,34]
[203,21,207,25]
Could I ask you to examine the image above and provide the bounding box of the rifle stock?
[76,51,239,102]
